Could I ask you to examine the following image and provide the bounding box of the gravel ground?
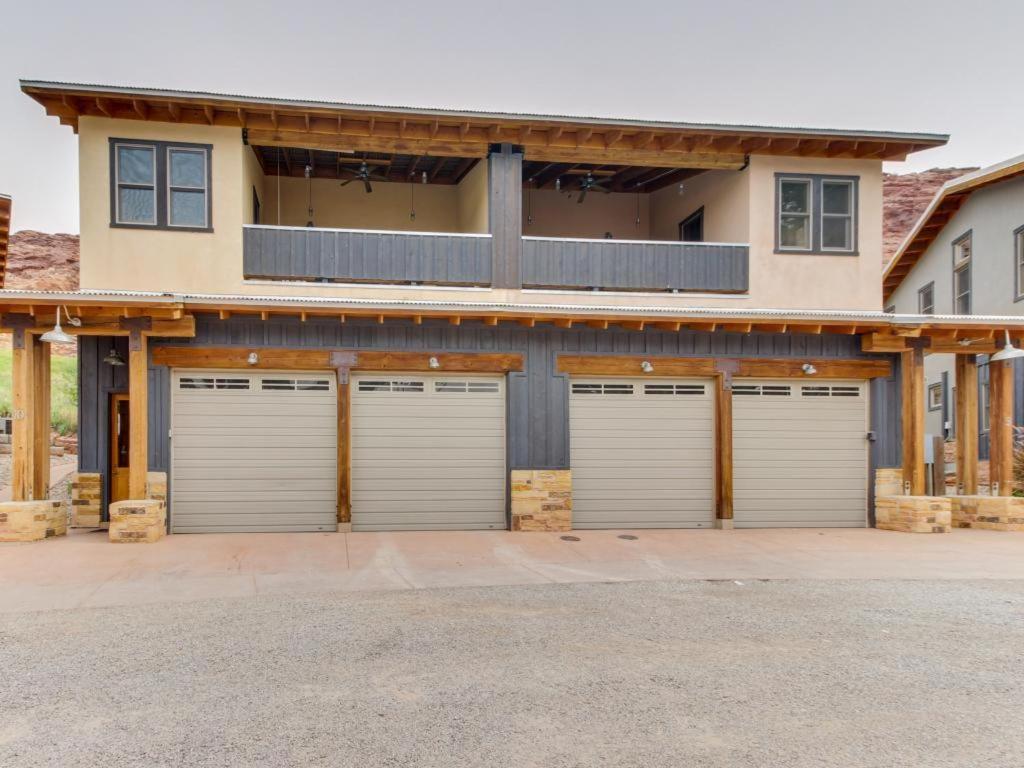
[0,454,77,502]
[1,579,1022,768]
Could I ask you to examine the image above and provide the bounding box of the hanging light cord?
[276,148,281,225]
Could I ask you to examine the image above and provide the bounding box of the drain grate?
[617,534,638,540]
[560,535,581,542]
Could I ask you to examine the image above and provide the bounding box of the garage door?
[570,378,715,528]
[733,380,868,527]
[350,374,506,531]
[171,371,338,533]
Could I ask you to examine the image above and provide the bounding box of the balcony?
[522,236,749,293]
[243,225,493,287]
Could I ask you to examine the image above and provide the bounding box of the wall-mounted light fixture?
[428,356,441,369]
[991,330,1024,362]
[247,352,259,365]
[801,363,817,375]
[640,360,654,373]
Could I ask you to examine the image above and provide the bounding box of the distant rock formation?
[882,168,978,266]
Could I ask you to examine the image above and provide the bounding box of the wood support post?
[488,143,523,289]
[335,368,351,524]
[32,339,51,500]
[901,346,926,495]
[989,359,1014,496]
[11,329,36,501]
[128,329,149,499]
[714,371,733,521]
[955,355,979,495]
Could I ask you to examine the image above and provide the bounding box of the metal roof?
[20,79,948,145]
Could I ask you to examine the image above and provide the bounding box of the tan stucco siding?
[522,188,651,240]
[456,160,488,233]
[649,169,749,244]
[242,146,265,225]
[744,155,883,311]
[78,117,247,293]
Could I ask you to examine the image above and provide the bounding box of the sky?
[1,0,1022,234]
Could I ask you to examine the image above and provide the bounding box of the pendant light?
[40,306,80,344]
[991,330,1024,361]
[103,348,126,366]
[304,164,315,227]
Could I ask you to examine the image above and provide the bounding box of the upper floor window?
[1015,225,1024,301]
[110,139,212,231]
[952,231,971,314]
[775,174,858,255]
[679,207,704,242]
[918,281,935,314]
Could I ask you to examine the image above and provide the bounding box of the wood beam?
[901,347,926,495]
[715,372,733,522]
[955,355,978,495]
[128,330,149,499]
[989,359,1014,496]
[32,339,51,501]
[524,144,746,170]
[245,128,488,160]
[10,329,36,501]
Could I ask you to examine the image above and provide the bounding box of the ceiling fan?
[573,172,612,204]
[340,161,390,193]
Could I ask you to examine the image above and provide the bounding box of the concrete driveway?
[4,526,1024,613]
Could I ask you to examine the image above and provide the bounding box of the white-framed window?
[953,231,972,314]
[928,382,943,411]
[821,179,854,251]
[110,138,212,231]
[1015,225,1024,301]
[776,174,858,254]
[777,177,812,251]
[114,143,157,225]
[918,281,935,314]
[167,148,209,228]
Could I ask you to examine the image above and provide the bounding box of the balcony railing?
[521,236,749,293]
[243,225,493,287]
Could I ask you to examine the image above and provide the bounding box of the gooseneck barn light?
[991,330,1024,362]
[103,348,126,367]
[40,306,81,344]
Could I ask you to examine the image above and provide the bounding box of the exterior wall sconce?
[428,356,441,369]
[247,352,259,365]
[640,360,654,373]
[802,363,817,375]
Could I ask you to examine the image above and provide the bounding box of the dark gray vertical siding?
[978,356,1024,461]
[488,145,523,289]
[147,315,899,478]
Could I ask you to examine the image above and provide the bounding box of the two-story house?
[6,79,1020,538]
[884,156,1024,484]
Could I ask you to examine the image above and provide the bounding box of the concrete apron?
[4,527,1024,614]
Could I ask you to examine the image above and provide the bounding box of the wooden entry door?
[109,393,130,503]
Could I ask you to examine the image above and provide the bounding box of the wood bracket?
[128,328,144,353]
[120,316,153,332]
[330,351,357,383]
[714,359,740,390]
[3,314,35,349]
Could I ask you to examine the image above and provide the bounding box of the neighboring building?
[883,156,1024,459]
[7,78,1016,536]
[0,194,10,288]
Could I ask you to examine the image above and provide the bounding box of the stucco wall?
[522,188,651,240]
[456,160,488,233]
[242,146,265,226]
[649,169,749,244]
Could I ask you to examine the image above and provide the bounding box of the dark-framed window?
[252,186,262,225]
[679,207,704,242]
[110,138,212,231]
[775,174,858,255]
[1014,225,1024,301]
[952,230,971,314]
[918,281,935,314]
[928,382,942,411]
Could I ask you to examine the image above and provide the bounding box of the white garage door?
[733,380,868,528]
[350,374,506,531]
[171,370,338,533]
[570,378,715,529]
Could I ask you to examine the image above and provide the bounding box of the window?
[775,174,858,254]
[1015,225,1024,301]
[777,178,812,250]
[928,383,943,411]
[252,186,262,225]
[952,231,972,314]
[918,282,935,314]
[110,139,212,231]
[821,180,854,251]
[679,207,704,242]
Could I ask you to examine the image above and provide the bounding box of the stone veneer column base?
[874,468,905,497]
[875,496,951,533]
[510,470,572,532]
[0,500,67,542]
[951,496,1024,531]
[146,472,167,503]
[109,500,166,543]
[70,472,103,528]
[716,518,734,530]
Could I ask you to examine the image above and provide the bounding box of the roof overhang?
[21,80,948,165]
[0,290,1021,354]
[883,155,1024,299]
